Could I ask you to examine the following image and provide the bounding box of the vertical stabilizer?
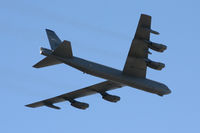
[33,29,73,68]
[46,29,62,50]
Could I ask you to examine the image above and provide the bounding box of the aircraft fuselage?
[52,55,171,96]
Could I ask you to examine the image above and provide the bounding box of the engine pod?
[144,40,167,52]
[101,92,120,103]
[146,60,165,70]
[70,101,89,110]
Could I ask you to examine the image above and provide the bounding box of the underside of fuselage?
[27,15,171,110]
[53,55,171,96]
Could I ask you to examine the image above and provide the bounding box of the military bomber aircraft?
[26,14,171,110]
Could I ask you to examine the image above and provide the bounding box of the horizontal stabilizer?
[33,56,61,68]
[33,40,73,68]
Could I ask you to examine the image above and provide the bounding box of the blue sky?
[1,0,200,132]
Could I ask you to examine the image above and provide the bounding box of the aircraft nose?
[165,88,171,95]
[163,85,171,95]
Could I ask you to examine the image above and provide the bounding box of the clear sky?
[1,0,200,132]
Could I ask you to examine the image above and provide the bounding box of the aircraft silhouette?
[26,14,171,110]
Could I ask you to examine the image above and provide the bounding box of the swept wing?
[26,81,123,109]
[123,14,155,78]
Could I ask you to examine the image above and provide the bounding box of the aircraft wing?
[123,14,155,78]
[26,81,123,109]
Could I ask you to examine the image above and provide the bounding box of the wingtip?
[25,104,33,108]
[141,14,151,18]
[32,64,39,68]
[45,29,55,33]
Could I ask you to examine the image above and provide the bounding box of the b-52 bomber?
[26,14,171,110]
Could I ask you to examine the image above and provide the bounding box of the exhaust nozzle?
[40,47,53,56]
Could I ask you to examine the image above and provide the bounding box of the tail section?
[33,29,73,68]
[52,40,73,58]
[33,56,61,68]
[46,29,62,50]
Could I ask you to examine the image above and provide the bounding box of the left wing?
[123,14,159,78]
[26,81,123,110]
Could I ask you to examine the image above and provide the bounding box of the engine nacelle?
[70,100,89,110]
[146,59,165,70]
[101,92,120,103]
[145,40,167,52]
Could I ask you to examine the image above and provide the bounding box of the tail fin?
[33,29,73,68]
[52,40,73,58]
[46,29,62,50]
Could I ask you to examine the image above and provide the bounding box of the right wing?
[26,81,123,109]
[123,14,156,78]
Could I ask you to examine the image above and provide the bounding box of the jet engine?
[145,40,167,52]
[145,59,165,70]
[68,99,89,110]
[101,92,120,103]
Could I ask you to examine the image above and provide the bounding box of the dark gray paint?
[26,14,171,110]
